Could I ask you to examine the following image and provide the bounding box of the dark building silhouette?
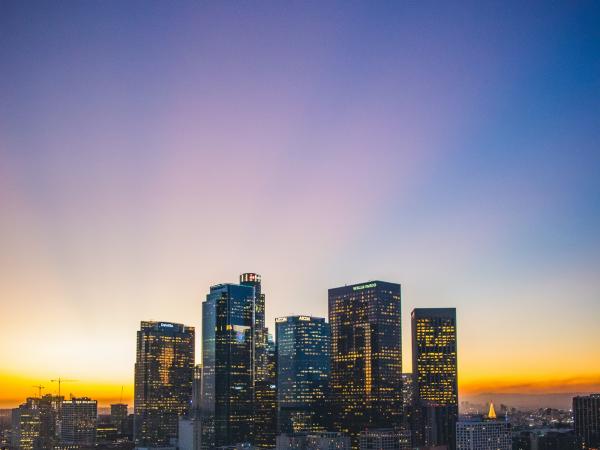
[110,403,128,437]
[574,394,600,449]
[201,283,256,448]
[411,308,458,450]
[134,321,195,446]
[276,315,330,434]
[60,397,97,445]
[254,334,277,448]
[240,273,276,448]
[328,281,403,443]
[12,396,58,450]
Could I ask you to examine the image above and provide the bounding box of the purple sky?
[1,1,599,405]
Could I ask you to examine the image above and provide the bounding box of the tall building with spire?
[411,308,458,450]
[134,321,195,447]
[328,281,403,444]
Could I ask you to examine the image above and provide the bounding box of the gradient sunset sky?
[1,1,599,408]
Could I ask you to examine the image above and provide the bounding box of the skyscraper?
[60,397,97,446]
[134,321,195,447]
[411,308,458,450]
[328,281,403,443]
[239,273,276,448]
[201,283,255,448]
[573,394,600,450]
[254,334,277,448]
[276,316,331,434]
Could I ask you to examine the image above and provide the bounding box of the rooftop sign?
[352,282,377,291]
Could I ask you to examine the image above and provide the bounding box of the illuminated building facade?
[254,334,277,448]
[275,431,351,449]
[12,399,41,450]
[573,394,600,450]
[411,308,458,450]
[276,316,330,434]
[134,321,195,446]
[358,429,411,450]
[328,281,403,443]
[201,283,255,448]
[456,418,511,450]
[60,397,97,445]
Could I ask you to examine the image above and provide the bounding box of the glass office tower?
[411,308,458,450]
[134,321,195,447]
[328,281,403,443]
[201,283,255,448]
[276,315,330,434]
[239,273,276,448]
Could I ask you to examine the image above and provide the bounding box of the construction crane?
[50,378,78,398]
[32,385,45,397]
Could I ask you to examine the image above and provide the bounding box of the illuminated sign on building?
[159,322,174,328]
[275,317,287,323]
[352,282,377,291]
[241,273,261,283]
[298,316,311,321]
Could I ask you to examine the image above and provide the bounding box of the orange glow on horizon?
[2,370,599,409]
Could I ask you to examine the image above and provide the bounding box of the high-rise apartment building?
[411,308,458,450]
[573,394,600,449]
[202,283,256,448]
[134,321,195,447]
[60,397,97,445]
[328,281,403,443]
[276,316,330,434]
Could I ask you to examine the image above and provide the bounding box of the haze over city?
[1,0,599,413]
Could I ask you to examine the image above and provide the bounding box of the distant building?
[574,394,600,449]
[12,395,60,450]
[60,397,97,446]
[412,308,458,450]
[358,428,411,450]
[513,428,577,450]
[328,281,403,443]
[134,321,195,447]
[276,316,330,434]
[276,431,350,449]
[455,404,510,450]
[110,404,128,436]
[201,283,256,448]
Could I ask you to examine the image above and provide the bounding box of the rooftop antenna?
[120,386,124,403]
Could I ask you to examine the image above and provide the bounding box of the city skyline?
[2,0,600,411]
